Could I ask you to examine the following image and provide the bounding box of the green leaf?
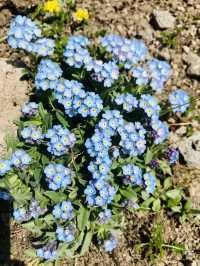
[140,197,154,208]
[171,206,181,213]
[24,248,37,257]
[159,160,172,176]
[44,191,67,203]
[163,177,172,190]
[77,206,90,231]
[145,149,153,165]
[23,221,42,235]
[56,112,69,128]
[80,231,93,256]
[120,188,137,200]
[35,191,49,208]
[152,198,161,212]
[166,189,181,200]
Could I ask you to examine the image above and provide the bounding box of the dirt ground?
[0,0,200,265]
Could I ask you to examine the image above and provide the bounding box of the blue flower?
[115,93,138,112]
[35,59,62,91]
[52,201,74,220]
[148,58,172,93]
[44,163,73,190]
[32,38,55,56]
[122,164,143,186]
[54,79,103,118]
[0,191,10,200]
[166,148,179,164]
[131,66,149,86]
[0,160,11,176]
[103,236,118,252]
[64,35,91,68]
[169,89,190,113]
[56,224,75,243]
[101,34,148,69]
[99,209,112,224]
[36,243,57,261]
[139,94,160,118]
[21,126,43,144]
[118,122,146,156]
[8,15,41,50]
[11,149,31,169]
[88,60,119,87]
[151,118,169,144]
[21,102,39,117]
[45,125,76,156]
[143,173,156,194]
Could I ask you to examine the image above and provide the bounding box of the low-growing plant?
[0,12,194,264]
[135,219,185,264]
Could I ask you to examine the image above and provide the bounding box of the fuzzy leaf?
[77,206,90,231]
[80,231,93,256]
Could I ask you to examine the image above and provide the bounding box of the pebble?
[152,10,176,29]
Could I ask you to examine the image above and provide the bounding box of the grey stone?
[0,59,29,155]
[137,19,154,42]
[183,51,200,77]
[178,132,200,169]
[153,10,176,29]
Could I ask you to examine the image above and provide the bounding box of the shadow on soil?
[0,200,25,266]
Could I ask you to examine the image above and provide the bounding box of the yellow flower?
[74,8,89,22]
[43,0,61,13]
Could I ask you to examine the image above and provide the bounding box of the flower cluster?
[35,59,63,91]
[122,164,143,186]
[84,179,116,207]
[5,27,192,260]
[44,163,73,190]
[169,89,190,113]
[151,118,169,145]
[54,79,103,117]
[98,209,112,224]
[64,35,90,68]
[139,94,161,118]
[52,201,74,220]
[56,224,75,242]
[14,200,46,222]
[21,102,39,117]
[115,93,138,112]
[87,60,119,87]
[147,59,172,93]
[11,149,31,169]
[101,34,148,69]
[45,125,76,156]
[103,236,118,252]
[21,126,43,144]
[36,242,57,261]
[8,15,55,56]
[166,148,179,164]
[144,173,156,194]
[118,122,146,156]
[0,160,11,176]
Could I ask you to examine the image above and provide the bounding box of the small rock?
[11,0,39,10]
[158,48,171,61]
[0,59,29,155]
[152,10,176,29]
[137,19,154,42]
[176,126,187,136]
[177,132,200,169]
[183,51,200,77]
[0,9,12,27]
